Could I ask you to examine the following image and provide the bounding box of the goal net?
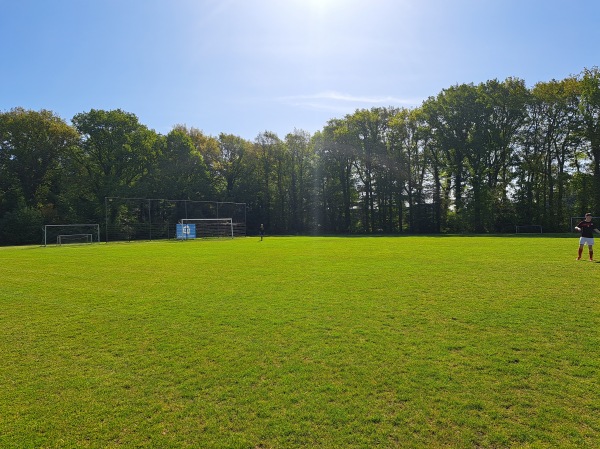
[180,218,234,239]
[515,225,543,234]
[570,217,600,232]
[44,224,100,246]
[57,234,93,245]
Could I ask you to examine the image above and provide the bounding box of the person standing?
[259,224,265,241]
[574,213,600,261]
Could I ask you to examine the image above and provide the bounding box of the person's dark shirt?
[577,220,596,238]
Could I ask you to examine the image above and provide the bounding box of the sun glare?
[301,0,348,17]
[307,0,334,12]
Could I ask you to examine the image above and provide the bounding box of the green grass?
[1,236,599,448]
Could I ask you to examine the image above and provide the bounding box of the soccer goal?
[44,224,100,246]
[180,218,234,239]
[515,224,543,234]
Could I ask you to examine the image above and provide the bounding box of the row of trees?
[2,67,600,244]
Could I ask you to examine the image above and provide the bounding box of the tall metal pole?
[105,197,109,243]
[148,199,152,241]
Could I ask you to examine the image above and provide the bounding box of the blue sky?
[2,0,599,140]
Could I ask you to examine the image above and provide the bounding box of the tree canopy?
[2,68,600,244]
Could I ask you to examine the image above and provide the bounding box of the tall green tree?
[0,108,79,244]
[314,120,358,233]
[255,131,283,231]
[469,78,528,231]
[515,79,581,230]
[0,108,78,214]
[544,78,579,229]
[172,125,221,191]
[285,129,314,233]
[422,85,478,231]
[153,128,211,200]
[215,133,252,201]
[345,108,391,232]
[577,67,600,211]
[71,109,159,213]
[388,108,430,232]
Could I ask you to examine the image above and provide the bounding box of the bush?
[0,207,44,246]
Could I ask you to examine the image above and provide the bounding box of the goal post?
[180,218,234,239]
[44,224,100,246]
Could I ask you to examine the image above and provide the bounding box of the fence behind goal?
[104,197,246,242]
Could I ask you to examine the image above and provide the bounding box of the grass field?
[1,236,599,448]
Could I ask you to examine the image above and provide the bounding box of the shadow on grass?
[278,232,578,239]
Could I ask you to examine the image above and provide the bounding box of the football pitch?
[1,236,599,448]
